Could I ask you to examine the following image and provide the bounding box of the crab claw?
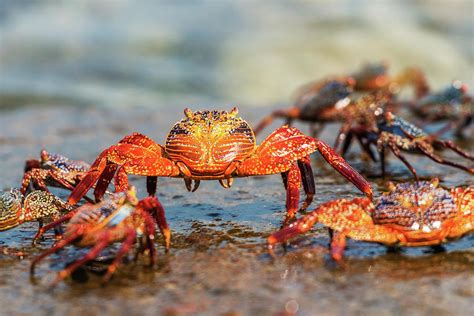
[315,139,373,200]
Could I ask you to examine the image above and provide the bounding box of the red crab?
[22,150,90,195]
[268,179,473,260]
[30,187,170,284]
[68,108,372,225]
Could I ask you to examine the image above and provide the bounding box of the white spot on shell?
[432,221,441,229]
[411,222,420,230]
[422,225,431,233]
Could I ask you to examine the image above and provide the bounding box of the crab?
[68,108,372,225]
[408,81,473,138]
[268,179,474,260]
[30,187,170,284]
[253,62,429,137]
[338,111,474,178]
[22,150,90,195]
[0,188,73,242]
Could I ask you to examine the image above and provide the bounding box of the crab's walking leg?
[433,140,474,161]
[417,144,474,174]
[387,142,419,179]
[253,107,301,135]
[32,208,80,244]
[30,227,85,275]
[102,227,136,283]
[298,156,315,212]
[138,196,171,250]
[330,231,347,261]
[283,163,302,224]
[52,232,112,285]
[315,139,373,200]
[147,176,158,196]
[94,163,118,201]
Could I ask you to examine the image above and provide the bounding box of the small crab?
[30,187,170,284]
[268,179,473,260]
[408,81,473,137]
[68,108,372,226]
[22,150,90,195]
[0,189,73,242]
[253,62,428,137]
[339,111,474,178]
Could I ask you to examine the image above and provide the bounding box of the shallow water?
[0,1,473,316]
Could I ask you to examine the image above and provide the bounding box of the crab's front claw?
[314,139,373,200]
[267,211,320,251]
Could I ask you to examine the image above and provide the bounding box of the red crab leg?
[102,227,137,283]
[268,198,399,260]
[32,207,81,244]
[21,170,48,194]
[330,231,347,261]
[68,153,108,204]
[138,196,171,250]
[314,139,373,200]
[30,226,86,275]
[283,163,302,224]
[253,107,301,135]
[52,232,112,285]
[93,163,118,201]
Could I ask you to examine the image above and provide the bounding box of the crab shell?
[268,179,473,260]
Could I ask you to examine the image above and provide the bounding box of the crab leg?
[417,144,474,174]
[433,140,474,161]
[93,163,118,201]
[388,142,419,179]
[32,207,80,244]
[297,156,315,212]
[102,227,136,283]
[30,226,86,275]
[138,196,171,250]
[52,232,112,284]
[253,107,301,135]
[268,198,399,260]
[315,139,373,200]
[283,163,302,224]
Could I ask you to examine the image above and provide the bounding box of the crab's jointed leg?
[253,107,301,135]
[268,198,400,260]
[68,133,180,204]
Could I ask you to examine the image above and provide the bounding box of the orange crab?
[69,108,372,224]
[268,179,473,260]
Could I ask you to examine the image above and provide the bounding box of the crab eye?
[184,108,193,119]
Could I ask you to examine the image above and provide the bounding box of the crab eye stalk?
[184,108,194,119]
[40,149,49,163]
[229,107,239,117]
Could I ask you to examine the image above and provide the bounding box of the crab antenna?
[184,108,193,119]
[229,107,239,117]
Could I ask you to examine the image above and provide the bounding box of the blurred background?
[1,0,473,110]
